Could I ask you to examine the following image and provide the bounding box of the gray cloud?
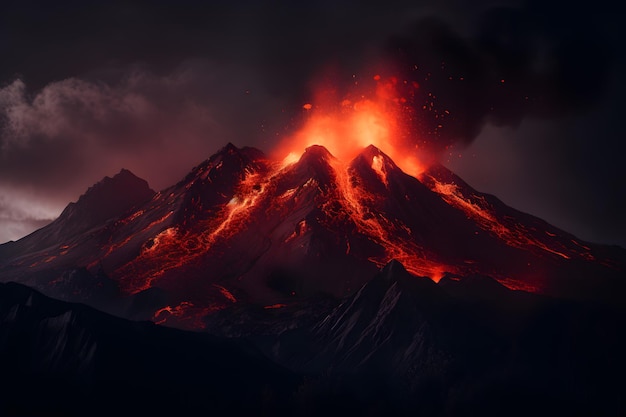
[0,191,57,243]
[0,61,288,191]
[0,61,292,242]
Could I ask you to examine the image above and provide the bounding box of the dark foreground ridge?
[2,257,626,416]
[0,281,298,417]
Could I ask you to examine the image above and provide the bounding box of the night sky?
[1,0,624,247]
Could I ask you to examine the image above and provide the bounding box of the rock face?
[0,143,624,328]
[261,260,626,417]
[60,168,155,231]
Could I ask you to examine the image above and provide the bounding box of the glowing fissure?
[213,284,237,303]
[264,304,287,309]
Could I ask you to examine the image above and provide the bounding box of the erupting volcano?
[0,134,623,328]
[1,84,625,417]
[0,77,624,329]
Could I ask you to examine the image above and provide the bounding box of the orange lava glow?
[274,76,428,177]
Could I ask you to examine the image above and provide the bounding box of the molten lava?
[420,167,597,263]
[275,75,428,177]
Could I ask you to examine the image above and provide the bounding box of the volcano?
[0,143,623,328]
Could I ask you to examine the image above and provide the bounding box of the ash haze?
[0,0,624,247]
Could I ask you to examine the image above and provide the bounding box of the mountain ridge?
[0,143,623,328]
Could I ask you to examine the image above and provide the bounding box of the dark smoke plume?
[381,6,612,153]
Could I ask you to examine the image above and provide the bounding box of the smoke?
[0,60,289,242]
[380,5,613,154]
[0,61,288,192]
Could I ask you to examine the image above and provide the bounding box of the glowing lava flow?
[113,164,288,294]
[326,156,457,281]
[104,74,599,311]
[422,173,595,262]
[271,75,458,281]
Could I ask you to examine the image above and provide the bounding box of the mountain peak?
[356,145,396,166]
[380,259,410,280]
[210,143,266,164]
[59,169,155,231]
[212,142,266,160]
[78,168,153,204]
[302,145,334,160]
[347,145,400,190]
[117,167,135,176]
[362,143,382,156]
[219,142,239,153]
[295,145,335,168]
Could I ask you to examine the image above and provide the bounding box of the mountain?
[259,261,626,417]
[1,143,625,416]
[0,169,154,257]
[0,143,624,328]
[0,281,299,417]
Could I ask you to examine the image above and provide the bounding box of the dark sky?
[1,0,624,247]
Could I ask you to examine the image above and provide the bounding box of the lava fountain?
[274,74,431,176]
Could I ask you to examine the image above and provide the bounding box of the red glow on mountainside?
[112,164,285,294]
[422,172,596,262]
[324,154,458,281]
[264,304,287,309]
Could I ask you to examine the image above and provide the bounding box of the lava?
[274,74,429,177]
[112,162,286,294]
[371,155,389,186]
[264,304,287,309]
[213,284,237,303]
[324,152,458,281]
